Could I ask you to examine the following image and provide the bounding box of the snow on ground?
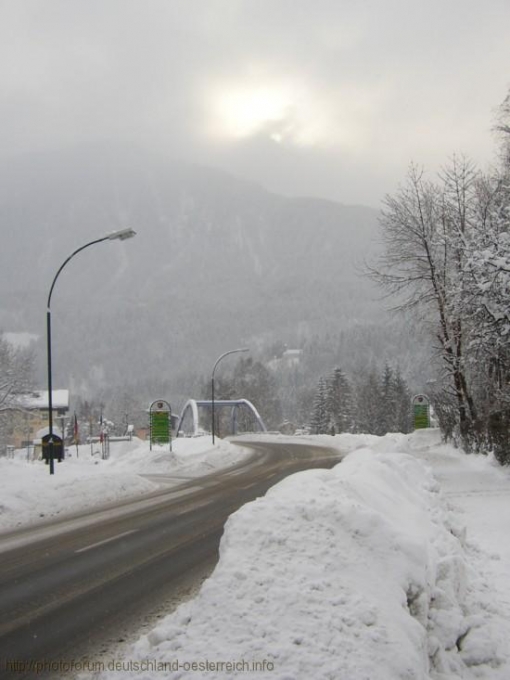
[3,429,510,679]
[0,436,248,532]
[91,429,510,680]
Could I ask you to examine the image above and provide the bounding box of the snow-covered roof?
[18,390,70,411]
[2,331,39,348]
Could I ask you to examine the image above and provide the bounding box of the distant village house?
[6,389,69,450]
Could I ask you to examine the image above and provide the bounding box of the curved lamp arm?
[46,228,136,474]
[211,347,249,444]
[47,228,136,310]
[212,347,250,380]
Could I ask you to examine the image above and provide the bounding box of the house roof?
[18,390,70,411]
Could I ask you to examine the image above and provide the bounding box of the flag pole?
[74,412,79,456]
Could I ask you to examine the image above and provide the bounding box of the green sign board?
[149,400,172,450]
[412,395,430,429]
[151,411,170,443]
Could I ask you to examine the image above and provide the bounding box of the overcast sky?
[1,0,509,206]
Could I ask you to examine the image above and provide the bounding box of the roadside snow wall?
[106,447,503,680]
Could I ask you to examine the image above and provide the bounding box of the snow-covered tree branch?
[369,89,510,462]
[0,334,35,451]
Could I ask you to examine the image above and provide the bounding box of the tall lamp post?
[46,228,136,474]
[211,347,249,444]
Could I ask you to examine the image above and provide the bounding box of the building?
[282,349,302,367]
[267,348,303,372]
[6,390,70,449]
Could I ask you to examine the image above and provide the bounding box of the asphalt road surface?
[0,438,343,679]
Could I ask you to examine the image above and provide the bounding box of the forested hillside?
[0,145,418,406]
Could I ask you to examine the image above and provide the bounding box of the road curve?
[0,438,342,679]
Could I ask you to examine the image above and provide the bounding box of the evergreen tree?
[326,367,355,434]
[393,367,413,433]
[355,371,382,435]
[310,377,329,434]
[380,363,397,433]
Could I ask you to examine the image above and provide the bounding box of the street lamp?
[211,347,249,444]
[46,228,136,474]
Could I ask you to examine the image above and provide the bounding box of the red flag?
[73,413,79,445]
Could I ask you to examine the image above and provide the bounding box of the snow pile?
[104,436,248,476]
[104,436,510,680]
[0,436,249,532]
[0,453,156,531]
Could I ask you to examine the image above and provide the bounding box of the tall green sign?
[149,400,172,450]
[412,394,430,429]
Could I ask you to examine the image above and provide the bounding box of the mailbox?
[42,433,64,463]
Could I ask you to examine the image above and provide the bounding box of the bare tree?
[369,160,479,443]
[495,89,510,167]
[368,89,510,458]
[0,334,35,451]
[0,336,33,412]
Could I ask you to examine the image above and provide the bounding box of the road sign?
[412,394,430,429]
[149,400,172,450]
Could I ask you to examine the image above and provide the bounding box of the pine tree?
[393,367,413,433]
[326,367,355,434]
[379,363,396,434]
[310,377,329,434]
[355,371,382,435]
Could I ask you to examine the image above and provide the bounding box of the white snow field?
[2,430,510,679]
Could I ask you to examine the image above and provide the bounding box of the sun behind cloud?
[204,76,371,151]
[213,85,290,138]
[206,78,328,147]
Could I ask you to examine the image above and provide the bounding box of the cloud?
[0,0,509,205]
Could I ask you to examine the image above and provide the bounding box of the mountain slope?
[0,144,381,391]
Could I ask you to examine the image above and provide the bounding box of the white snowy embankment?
[96,429,510,680]
[0,437,248,532]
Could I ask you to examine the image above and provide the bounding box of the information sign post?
[412,394,431,430]
[149,400,172,451]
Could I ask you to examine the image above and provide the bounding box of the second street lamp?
[211,347,249,444]
[46,228,136,474]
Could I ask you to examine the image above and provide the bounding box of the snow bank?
[0,436,249,532]
[100,433,510,680]
[0,453,156,531]
[104,436,248,476]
